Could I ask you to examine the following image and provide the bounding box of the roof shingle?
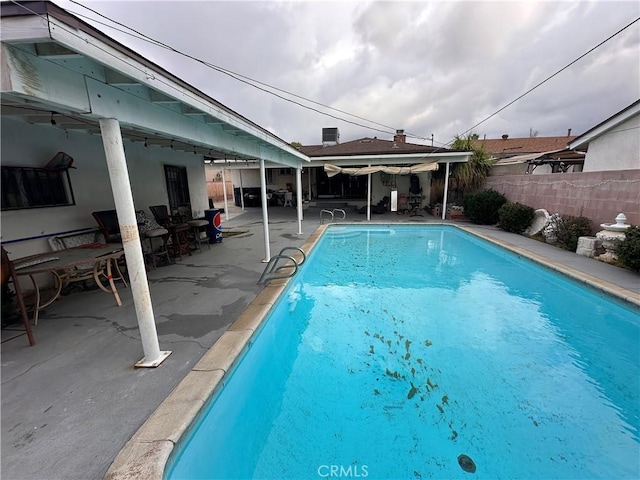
[473,136,576,156]
[299,137,453,157]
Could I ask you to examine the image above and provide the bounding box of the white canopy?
[324,162,439,177]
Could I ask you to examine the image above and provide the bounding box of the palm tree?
[431,134,496,204]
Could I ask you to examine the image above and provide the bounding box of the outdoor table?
[13,244,127,325]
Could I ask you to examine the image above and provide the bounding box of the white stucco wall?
[1,117,208,258]
[582,115,640,172]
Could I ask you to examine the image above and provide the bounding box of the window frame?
[1,165,76,211]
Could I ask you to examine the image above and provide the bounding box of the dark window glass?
[1,166,75,210]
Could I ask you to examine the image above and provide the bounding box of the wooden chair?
[92,210,121,244]
[1,247,36,346]
[149,205,191,260]
[176,205,209,253]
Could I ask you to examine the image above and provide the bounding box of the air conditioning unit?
[322,127,340,145]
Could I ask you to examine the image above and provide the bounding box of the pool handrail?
[257,247,306,285]
[320,208,346,224]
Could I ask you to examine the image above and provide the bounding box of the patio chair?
[176,206,210,253]
[1,246,36,346]
[92,210,121,243]
[149,205,191,260]
[136,210,171,269]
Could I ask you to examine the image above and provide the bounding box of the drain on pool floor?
[457,454,476,473]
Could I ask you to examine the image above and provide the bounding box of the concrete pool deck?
[2,206,638,480]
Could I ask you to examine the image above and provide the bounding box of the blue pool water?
[167,225,640,480]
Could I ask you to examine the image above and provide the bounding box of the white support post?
[296,165,303,235]
[221,167,229,221]
[239,170,245,210]
[99,118,171,368]
[259,158,271,262]
[367,163,372,221]
[442,161,450,221]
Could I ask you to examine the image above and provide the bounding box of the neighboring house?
[1,1,307,365]
[473,133,583,175]
[568,99,640,172]
[483,101,640,227]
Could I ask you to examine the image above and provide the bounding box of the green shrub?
[616,225,640,272]
[463,189,507,225]
[545,214,593,251]
[498,202,535,234]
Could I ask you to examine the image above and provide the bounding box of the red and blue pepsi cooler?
[204,209,222,243]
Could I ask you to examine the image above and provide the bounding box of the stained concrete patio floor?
[2,206,638,480]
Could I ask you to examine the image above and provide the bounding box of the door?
[164,165,191,213]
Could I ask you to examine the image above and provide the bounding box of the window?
[265,169,274,184]
[1,166,75,210]
[279,168,292,175]
[163,165,191,212]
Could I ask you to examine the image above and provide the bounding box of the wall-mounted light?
[170,140,174,150]
[144,138,149,148]
[50,112,57,126]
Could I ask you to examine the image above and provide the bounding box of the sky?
[53,0,640,147]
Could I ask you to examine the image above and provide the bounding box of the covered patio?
[1,1,308,367]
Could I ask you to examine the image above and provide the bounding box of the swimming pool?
[166,225,639,479]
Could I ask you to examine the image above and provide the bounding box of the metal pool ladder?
[320,208,346,224]
[257,247,307,285]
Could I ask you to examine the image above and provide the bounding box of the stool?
[187,219,210,253]
[168,224,191,261]
[144,228,171,269]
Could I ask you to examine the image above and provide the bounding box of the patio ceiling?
[0,1,308,168]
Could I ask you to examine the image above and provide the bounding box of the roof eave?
[1,1,308,163]
[568,100,640,150]
[307,151,472,167]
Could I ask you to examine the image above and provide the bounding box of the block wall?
[483,170,640,229]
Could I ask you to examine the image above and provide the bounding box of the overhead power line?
[66,0,423,140]
[12,1,640,150]
[66,1,639,149]
[456,16,640,141]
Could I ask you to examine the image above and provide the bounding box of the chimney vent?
[394,129,406,144]
[501,134,509,140]
[567,128,572,137]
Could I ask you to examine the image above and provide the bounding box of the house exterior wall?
[1,117,208,258]
[226,167,432,210]
[582,115,640,172]
[483,169,640,228]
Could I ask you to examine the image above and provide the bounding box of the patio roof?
[0,1,308,168]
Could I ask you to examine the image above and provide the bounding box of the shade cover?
[324,162,439,177]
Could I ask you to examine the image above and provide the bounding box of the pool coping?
[103,222,639,480]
